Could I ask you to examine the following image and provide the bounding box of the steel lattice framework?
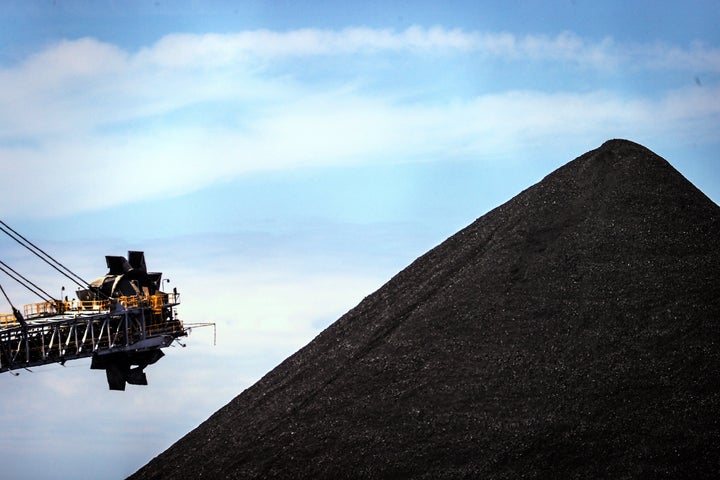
[0,293,184,376]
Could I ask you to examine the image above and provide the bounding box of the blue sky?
[0,1,719,479]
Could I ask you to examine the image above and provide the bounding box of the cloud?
[134,28,720,71]
[135,27,481,66]
[0,28,718,218]
[2,85,719,218]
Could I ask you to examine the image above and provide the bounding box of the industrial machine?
[0,221,197,390]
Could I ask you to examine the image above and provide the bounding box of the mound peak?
[131,140,720,479]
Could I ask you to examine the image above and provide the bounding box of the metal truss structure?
[0,293,186,388]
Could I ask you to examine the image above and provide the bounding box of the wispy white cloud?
[135,27,720,71]
[0,27,718,218]
[3,83,719,215]
[2,28,717,139]
[135,27,481,66]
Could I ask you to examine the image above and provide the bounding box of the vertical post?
[12,309,30,365]
[140,308,147,341]
[73,321,79,355]
[41,325,46,359]
[90,317,96,351]
[124,310,129,346]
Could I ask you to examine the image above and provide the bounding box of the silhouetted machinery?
[82,251,186,390]
[0,246,189,390]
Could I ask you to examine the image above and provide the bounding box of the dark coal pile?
[130,139,720,479]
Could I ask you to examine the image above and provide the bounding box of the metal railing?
[0,313,15,329]
[17,292,181,320]
[0,292,185,373]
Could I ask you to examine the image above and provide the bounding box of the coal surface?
[130,140,720,479]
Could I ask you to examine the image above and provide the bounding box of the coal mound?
[130,139,720,479]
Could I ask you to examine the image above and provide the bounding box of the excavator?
[0,221,203,390]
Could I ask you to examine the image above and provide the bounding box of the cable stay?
[0,281,21,321]
[0,259,55,302]
[0,220,90,290]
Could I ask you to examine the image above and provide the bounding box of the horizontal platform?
[0,294,185,374]
[0,292,180,330]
